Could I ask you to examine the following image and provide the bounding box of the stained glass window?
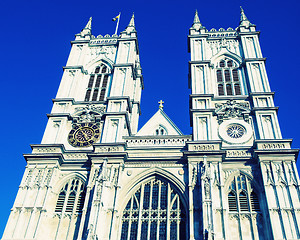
[120,177,186,239]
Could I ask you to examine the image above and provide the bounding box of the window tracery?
[55,178,86,215]
[216,59,242,96]
[85,63,110,101]
[227,174,260,213]
[120,177,186,240]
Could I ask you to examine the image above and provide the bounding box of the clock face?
[68,122,101,147]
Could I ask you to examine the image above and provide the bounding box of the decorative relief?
[190,163,198,189]
[275,163,287,185]
[261,143,286,150]
[73,104,105,123]
[226,150,251,158]
[111,119,119,127]
[64,153,88,159]
[207,38,239,54]
[95,146,123,153]
[215,100,250,124]
[34,148,61,153]
[287,164,297,185]
[189,144,216,151]
[89,45,116,61]
[264,163,274,185]
[213,165,220,187]
[126,137,190,147]
[201,159,211,200]
[68,70,76,77]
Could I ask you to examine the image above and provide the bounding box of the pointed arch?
[210,49,243,66]
[120,167,187,208]
[84,59,113,102]
[211,50,246,96]
[225,170,262,213]
[53,172,87,194]
[117,167,188,240]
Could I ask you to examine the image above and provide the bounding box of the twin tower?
[3,9,300,240]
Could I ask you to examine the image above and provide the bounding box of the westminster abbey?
[2,8,300,240]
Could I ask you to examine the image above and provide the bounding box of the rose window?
[226,124,246,139]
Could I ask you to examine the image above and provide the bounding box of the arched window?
[120,177,186,240]
[55,179,86,214]
[216,58,242,96]
[85,63,110,101]
[227,174,260,213]
[155,126,167,136]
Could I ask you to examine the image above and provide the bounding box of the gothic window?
[216,59,242,96]
[227,174,260,213]
[120,177,186,240]
[55,179,86,215]
[85,63,110,102]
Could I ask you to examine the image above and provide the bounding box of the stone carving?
[96,146,122,153]
[201,158,211,199]
[264,163,274,185]
[226,150,251,158]
[287,164,297,185]
[44,169,53,186]
[275,163,287,185]
[190,164,198,189]
[213,165,220,187]
[89,45,116,61]
[126,137,190,147]
[261,143,285,150]
[192,144,215,151]
[73,104,105,123]
[215,100,250,124]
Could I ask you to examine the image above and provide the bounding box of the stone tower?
[187,8,300,240]
[2,8,300,240]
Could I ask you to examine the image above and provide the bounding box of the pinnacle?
[84,17,92,30]
[128,13,135,27]
[124,13,136,33]
[239,6,252,27]
[191,9,204,31]
[194,9,201,24]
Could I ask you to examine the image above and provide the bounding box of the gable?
[136,109,183,136]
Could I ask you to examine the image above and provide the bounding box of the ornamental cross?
[158,100,164,110]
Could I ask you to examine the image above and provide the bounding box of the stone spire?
[239,7,252,27]
[125,13,136,33]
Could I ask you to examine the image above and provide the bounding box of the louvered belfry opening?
[120,176,186,240]
[216,58,242,96]
[55,179,86,214]
[85,63,110,101]
[228,174,260,213]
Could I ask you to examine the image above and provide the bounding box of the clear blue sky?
[0,0,299,236]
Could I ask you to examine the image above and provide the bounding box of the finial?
[158,100,164,110]
[85,17,92,30]
[128,13,135,27]
[194,9,201,24]
[239,6,252,27]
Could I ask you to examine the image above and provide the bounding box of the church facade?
[2,9,300,240]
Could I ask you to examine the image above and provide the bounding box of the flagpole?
[114,12,121,35]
